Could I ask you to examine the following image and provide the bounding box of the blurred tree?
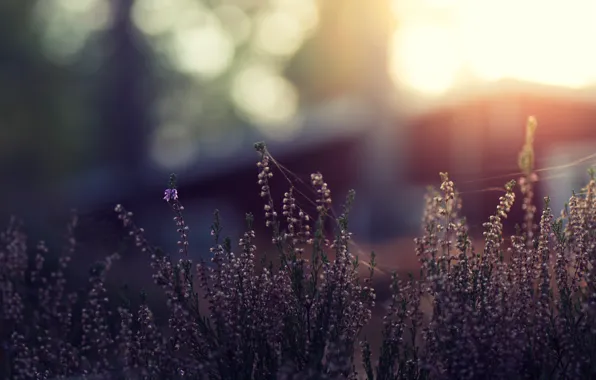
[96,0,151,183]
[0,0,98,216]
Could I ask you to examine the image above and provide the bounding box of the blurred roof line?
[395,80,596,118]
[61,95,377,211]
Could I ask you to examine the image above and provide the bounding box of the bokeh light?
[231,62,300,138]
[213,5,252,46]
[131,0,320,168]
[254,9,305,57]
[132,0,207,36]
[133,0,234,79]
[33,0,112,64]
[253,0,318,57]
[166,21,234,79]
[270,0,319,34]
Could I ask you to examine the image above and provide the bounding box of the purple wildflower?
[163,188,178,202]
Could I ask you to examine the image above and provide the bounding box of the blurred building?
[404,82,596,235]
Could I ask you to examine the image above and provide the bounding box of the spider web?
[261,144,596,275]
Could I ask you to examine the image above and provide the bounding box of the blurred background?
[2,0,596,280]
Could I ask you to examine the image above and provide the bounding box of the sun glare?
[390,0,596,95]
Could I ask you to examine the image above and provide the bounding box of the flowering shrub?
[2,117,596,379]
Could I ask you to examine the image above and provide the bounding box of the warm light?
[391,0,596,95]
[390,25,461,95]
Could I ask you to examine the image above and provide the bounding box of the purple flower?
[163,188,178,202]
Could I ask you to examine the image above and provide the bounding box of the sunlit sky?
[32,0,596,168]
[391,0,596,95]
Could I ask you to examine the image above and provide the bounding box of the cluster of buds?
[163,174,189,255]
[281,188,311,249]
[311,172,331,214]
[257,154,278,232]
[483,180,516,257]
[115,204,151,253]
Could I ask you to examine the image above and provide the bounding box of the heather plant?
[360,117,596,380]
[110,144,379,379]
[3,116,596,379]
[1,142,377,379]
[0,212,122,379]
